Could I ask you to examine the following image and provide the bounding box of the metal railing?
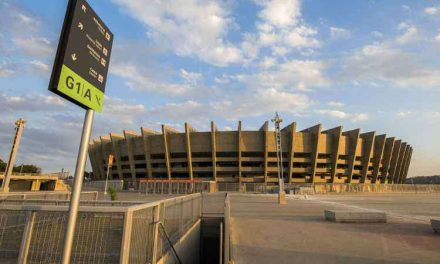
[139,180,214,195]
[216,183,440,194]
[0,191,98,201]
[0,193,202,263]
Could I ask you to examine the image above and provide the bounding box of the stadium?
[88,121,412,185]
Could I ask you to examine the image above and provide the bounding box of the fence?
[139,180,215,195]
[216,182,440,195]
[76,180,124,191]
[0,191,98,201]
[0,193,201,264]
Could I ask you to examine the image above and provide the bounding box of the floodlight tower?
[271,113,286,205]
[1,118,26,192]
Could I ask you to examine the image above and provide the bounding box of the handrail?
[158,221,183,264]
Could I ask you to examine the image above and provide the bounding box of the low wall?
[158,220,201,264]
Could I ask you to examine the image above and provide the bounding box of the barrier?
[139,180,215,195]
[0,193,201,263]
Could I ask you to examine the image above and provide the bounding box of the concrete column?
[402,148,412,182]
[88,143,101,180]
[282,122,296,183]
[380,138,395,184]
[100,136,112,180]
[322,126,342,183]
[388,140,402,183]
[360,131,375,183]
[93,139,105,180]
[141,128,158,179]
[124,130,138,182]
[371,134,386,184]
[238,121,242,182]
[162,125,172,180]
[301,124,322,183]
[185,123,194,180]
[109,133,124,180]
[342,129,361,183]
[211,122,217,181]
[260,121,269,184]
[396,144,409,183]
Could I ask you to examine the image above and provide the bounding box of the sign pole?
[104,155,113,195]
[62,109,94,264]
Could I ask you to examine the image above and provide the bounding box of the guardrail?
[216,183,440,194]
[139,180,215,195]
[0,193,201,264]
[0,191,98,201]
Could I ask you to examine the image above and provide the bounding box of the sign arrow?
[71,53,77,61]
[82,5,87,13]
[78,22,83,30]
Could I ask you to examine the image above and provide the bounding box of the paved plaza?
[230,193,440,264]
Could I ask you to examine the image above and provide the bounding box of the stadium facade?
[88,122,412,185]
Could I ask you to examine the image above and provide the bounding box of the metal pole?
[104,162,111,195]
[2,118,26,192]
[61,109,94,264]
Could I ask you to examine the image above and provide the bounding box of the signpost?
[48,0,113,263]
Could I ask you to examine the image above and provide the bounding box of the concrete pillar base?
[278,191,286,205]
[431,219,440,234]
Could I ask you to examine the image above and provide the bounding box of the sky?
[0,0,439,177]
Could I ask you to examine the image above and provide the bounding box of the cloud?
[13,37,53,57]
[29,60,49,73]
[0,62,15,77]
[330,27,351,40]
[259,56,277,69]
[0,93,65,112]
[110,63,194,95]
[238,59,329,92]
[248,0,320,59]
[316,109,369,122]
[327,101,344,107]
[371,31,383,38]
[424,6,439,15]
[396,25,419,45]
[112,0,243,66]
[396,111,413,117]
[339,42,440,88]
[257,0,301,28]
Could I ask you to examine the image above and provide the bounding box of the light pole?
[104,154,113,195]
[271,113,286,205]
[1,118,26,192]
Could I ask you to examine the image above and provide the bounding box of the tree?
[0,159,41,174]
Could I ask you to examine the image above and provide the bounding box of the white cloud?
[316,109,369,122]
[251,0,320,58]
[435,34,440,43]
[0,63,15,77]
[425,6,439,15]
[330,27,351,40]
[180,69,202,85]
[13,37,53,57]
[397,111,413,117]
[327,101,344,107]
[371,31,383,38]
[259,56,277,69]
[241,59,328,91]
[0,93,65,112]
[396,25,419,44]
[257,0,301,28]
[112,0,243,66]
[110,63,193,95]
[30,60,49,72]
[339,42,440,88]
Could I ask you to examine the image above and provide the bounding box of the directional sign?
[49,0,113,112]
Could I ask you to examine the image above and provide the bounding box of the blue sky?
[0,0,439,176]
